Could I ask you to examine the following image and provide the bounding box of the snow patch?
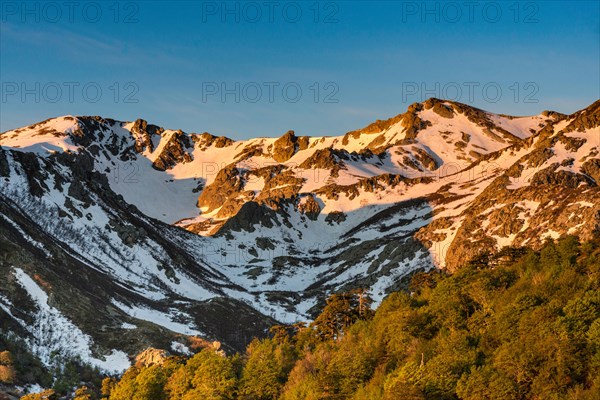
[10,268,130,373]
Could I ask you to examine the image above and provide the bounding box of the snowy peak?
[0,99,599,375]
[0,99,553,162]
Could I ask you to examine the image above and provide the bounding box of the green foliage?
[0,337,52,388]
[101,377,118,399]
[20,389,57,400]
[105,236,600,400]
[74,386,97,400]
[0,350,16,383]
[239,337,296,399]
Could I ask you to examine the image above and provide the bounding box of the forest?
[12,234,600,399]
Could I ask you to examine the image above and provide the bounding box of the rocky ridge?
[0,98,598,380]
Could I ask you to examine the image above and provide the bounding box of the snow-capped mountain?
[1,98,598,374]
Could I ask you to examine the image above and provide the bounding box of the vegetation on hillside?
[14,235,600,399]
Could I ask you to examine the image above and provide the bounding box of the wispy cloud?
[0,23,195,69]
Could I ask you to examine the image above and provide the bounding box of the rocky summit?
[1,98,599,376]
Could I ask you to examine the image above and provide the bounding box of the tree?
[312,291,373,342]
[179,349,238,400]
[239,338,296,399]
[74,386,96,400]
[21,389,57,400]
[101,377,117,399]
[133,365,169,400]
[456,366,518,400]
[352,288,374,320]
[0,350,15,384]
[108,367,140,400]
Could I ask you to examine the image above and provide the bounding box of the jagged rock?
[0,149,10,177]
[130,118,164,153]
[300,148,347,170]
[152,130,193,171]
[298,194,321,220]
[197,165,244,214]
[424,99,454,119]
[194,132,234,149]
[325,211,346,225]
[562,99,600,132]
[272,130,297,162]
[216,202,279,234]
[401,102,432,140]
[412,147,439,170]
[255,169,304,207]
[581,158,600,184]
[1,99,600,380]
[531,164,594,188]
[107,218,147,246]
[11,151,47,197]
[271,130,310,162]
[135,348,169,367]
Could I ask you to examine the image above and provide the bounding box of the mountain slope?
[1,98,598,380]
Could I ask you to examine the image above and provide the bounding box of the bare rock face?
[197,165,244,214]
[130,118,164,153]
[299,148,348,172]
[424,98,454,119]
[2,99,600,381]
[530,164,595,188]
[194,132,234,150]
[0,148,9,177]
[70,116,114,147]
[342,112,405,146]
[401,102,431,140]
[325,211,346,225]
[152,130,194,171]
[196,162,307,221]
[316,173,432,201]
[581,158,600,184]
[216,201,280,233]
[255,169,304,209]
[563,99,600,132]
[412,147,439,170]
[271,130,309,162]
[298,194,321,220]
[135,348,169,367]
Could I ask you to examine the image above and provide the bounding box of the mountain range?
[1,98,598,379]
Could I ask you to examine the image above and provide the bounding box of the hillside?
[27,235,600,400]
[0,98,598,392]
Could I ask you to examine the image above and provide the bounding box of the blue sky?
[1,0,599,139]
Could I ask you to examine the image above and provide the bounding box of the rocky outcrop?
[152,130,193,171]
[107,218,147,246]
[563,99,600,132]
[135,348,169,367]
[400,102,432,140]
[271,130,309,162]
[428,100,454,119]
[2,99,600,385]
[581,158,600,184]
[130,118,164,153]
[0,148,11,177]
[197,165,244,214]
[342,113,404,145]
[530,164,595,188]
[298,148,365,175]
[193,132,234,150]
[71,116,116,147]
[316,173,432,201]
[216,201,280,234]
[297,194,321,220]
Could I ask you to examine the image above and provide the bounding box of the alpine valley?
[1,98,599,386]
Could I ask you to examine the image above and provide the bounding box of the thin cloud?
[0,23,194,68]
